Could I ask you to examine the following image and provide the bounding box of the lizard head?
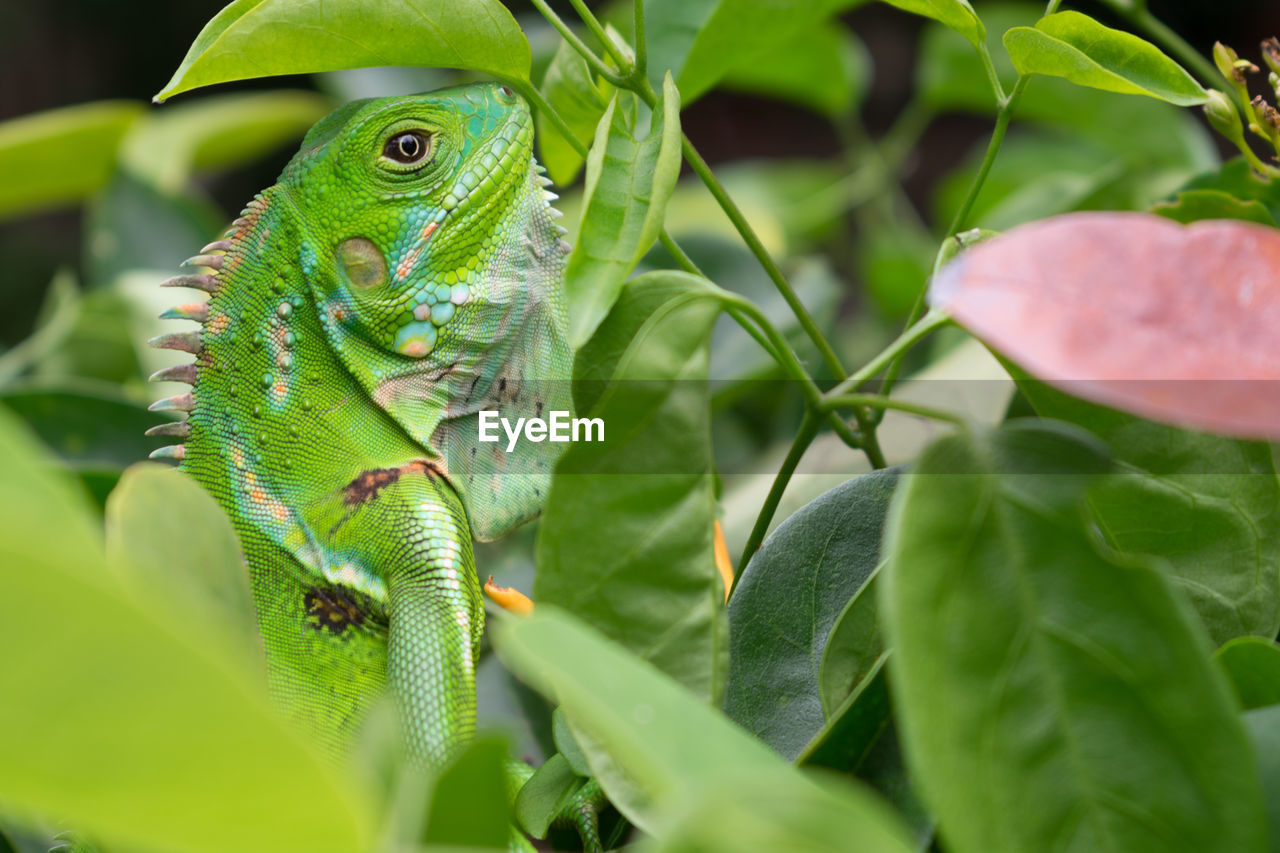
[280,82,545,359]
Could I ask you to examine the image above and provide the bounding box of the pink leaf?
[931,212,1280,439]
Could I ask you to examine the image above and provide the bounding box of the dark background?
[2,0,1277,348]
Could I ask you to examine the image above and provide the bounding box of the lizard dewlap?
[145,84,575,791]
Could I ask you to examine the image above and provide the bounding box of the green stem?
[822,393,966,426]
[947,75,1026,236]
[734,413,819,587]
[527,0,626,86]
[977,42,1008,104]
[632,0,648,78]
[567,0,632,71]
[825,309,952,401]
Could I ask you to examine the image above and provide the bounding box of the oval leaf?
[491,607,916,851]
[1003,11,1207,106]
[536,38,613,187]
[931,212,1280,439]
[883,420,1266,853]
[156,0,531,101]
[565,77,683,348]
[536,270,726,701]
[1151,189,1276,226]
[723,468,897,761]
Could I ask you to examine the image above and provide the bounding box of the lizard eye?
[382,131,432,166]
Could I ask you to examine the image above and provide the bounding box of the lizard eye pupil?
[383,132,430,165]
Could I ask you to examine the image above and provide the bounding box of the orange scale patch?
[208,313,231,335]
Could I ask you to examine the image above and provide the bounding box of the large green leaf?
[883,420,1266,853]
[104,464,256,637]
[155,0,531,101]
[0,383,166,473]
[536,271,726,702]
[1003,11,1207,106]
[0,101,143,221]
[1018,382,1280,647]
[1150,189,1276,226]
[536,37,613,187]
[723,468,898,760]
[642,0,868,104]
[422,736,511,848]
[565,78,682,348]
[0,407,375,853]
[492,607,915,852]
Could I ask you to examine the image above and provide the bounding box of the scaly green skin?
[146,84,581,835]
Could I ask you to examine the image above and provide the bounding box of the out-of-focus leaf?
[0,101,143,221]
[883,420,1266,853]
[104,464,255,636]
[1015,380,1280,647]
[492,607,915,850]
[724,469,898,760]
[0,382,166,472]
[423,736,511,848]
[85,172,223,288]
[536,37,612,186]
[0,270,80,388]
[1180,158,1280,223]
[1218,638,1280,711]
[120,91,331,193]
[565,78,682,347]
[931,213,1280,439]
[156,0,531,101]
[1243,705,1280,852]
[1151,189,1276,226]
[537,271,727,702]
[642,0,869,105]
[882,0,983,48]
[0,407,375,853]
[1003,11,1207,106]
[722,21,868,116]
[858,228,937,318]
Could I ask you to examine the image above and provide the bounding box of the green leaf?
[1180,157,1280,223]
[721,21,869,116]
[1217,637,1280,711]
[883,420,1266,853]
[155,0,531,101]
[817,567,887,718]
[1003,11,1207,106]
[423,736,511,848]
[120,91,331,193]
[514,753,584,839]
[882,0,984,49]
[565,77,683,348]
[1243,705,1280,852]
[536,37,612,186]
[642,0,869,105]
[552,708,592,777]
[1017,382,1280,647]
[491,607,915,851]
[0,101,143,221]
[536,271,727,702]
[0,407,375,853]
[798,658,891,772]
[1151,189,1276,226]
[104,464,256,637]
[723,468,898,760]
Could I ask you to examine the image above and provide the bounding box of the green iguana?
[146,82,598,849]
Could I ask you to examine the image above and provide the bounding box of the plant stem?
[825,308,952,401]
[822,393,966,426]
[632,0,648,78]
[977,42,1008,104]
[733,413,819,587]
[567,0,631,71]
[527,0,626,86]
[947,75,1026,236]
